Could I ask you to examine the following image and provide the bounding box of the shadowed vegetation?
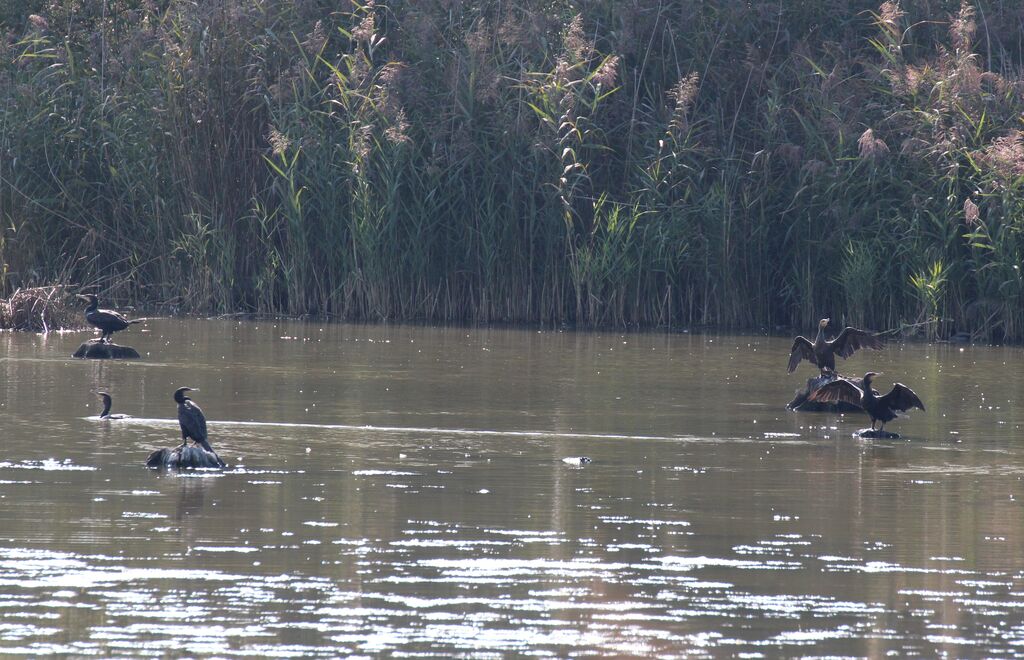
[1,1,1022,338]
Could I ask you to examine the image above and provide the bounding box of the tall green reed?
[1,1,1023,340]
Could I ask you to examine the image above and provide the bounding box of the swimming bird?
[808,372,925,432]
[97,391,130,419]
[787,318,883,375]
[174,387,216,455]
[77,294,141,343]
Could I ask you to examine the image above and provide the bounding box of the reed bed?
[0,286,80,331]
[1,1,1022,338]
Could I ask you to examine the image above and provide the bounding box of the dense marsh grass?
[1,1,1022,338]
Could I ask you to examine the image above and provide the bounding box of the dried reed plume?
[593,55,619,88]
[384,108,411,145]
[877,2,905,37]
[27,14,48,31]
[977,131,1024,181]
[352,2,376,44]
[858,128,890,161]
[964,198,980,226]
[303,20,327,55]
[949,1,976,51]
[562,14,591,62]
[268,126,291,156]
[668,72,700,138]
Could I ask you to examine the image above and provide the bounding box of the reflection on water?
[2,322,1024,656]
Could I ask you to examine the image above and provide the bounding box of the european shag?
[788,318,883,375]
[77,294,141,343]
[174,387,216,455]
[808,372,925,431]
[97,391,130,419]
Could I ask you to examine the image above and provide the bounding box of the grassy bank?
[1,1,1022,338]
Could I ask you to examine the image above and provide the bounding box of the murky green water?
[2,320,1024,656]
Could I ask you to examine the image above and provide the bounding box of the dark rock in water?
[855,428,901,439]
[73,339,140,359]
[787,373,864,413]
[146,445,226,469]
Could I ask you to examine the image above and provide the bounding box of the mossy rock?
[146,445,227,469]
[73,339,140,359]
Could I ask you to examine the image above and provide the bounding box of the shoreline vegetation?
[1,2,1022,339]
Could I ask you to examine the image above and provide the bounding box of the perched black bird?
[145,387,226,470]
[174,387,216,455]
[77,294,141,343]
[97,391,130,420]
[788,318,883,375]
[808,372,925,432]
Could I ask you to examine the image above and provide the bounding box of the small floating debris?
[562,456,592,466]
[73,339,140,360]
[146,445,227,469]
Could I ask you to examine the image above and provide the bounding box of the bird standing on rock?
[77,294,141,343]
[788,318,883,375]
[808,371,925,433]
[174,387,216,454]
[145,387,225,469]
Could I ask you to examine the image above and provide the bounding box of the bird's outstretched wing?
[830,327,884,360]
[808,378,864,407]
[787,336,816,373]
[880,383,925,412]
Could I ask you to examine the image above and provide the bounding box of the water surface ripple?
[1,322,1023,656]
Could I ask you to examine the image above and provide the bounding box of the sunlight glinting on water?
[3,321,1024,655]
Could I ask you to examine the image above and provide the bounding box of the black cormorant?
[788,318,883,374]
[77,294,141,343]
[97,391,130,419]
[174,387,217,454]
[808,371,925,432]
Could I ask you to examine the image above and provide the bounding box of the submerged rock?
[787,372,865,413]
[855,428,901,439]
[73,339,141,359]
[146,444,226,469]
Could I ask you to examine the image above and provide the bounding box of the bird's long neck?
[813,324,826,346]
[85,299,98,313]
[861,377,875,401]
[100,397,111,417]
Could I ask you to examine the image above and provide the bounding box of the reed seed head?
[858,128,890,161]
